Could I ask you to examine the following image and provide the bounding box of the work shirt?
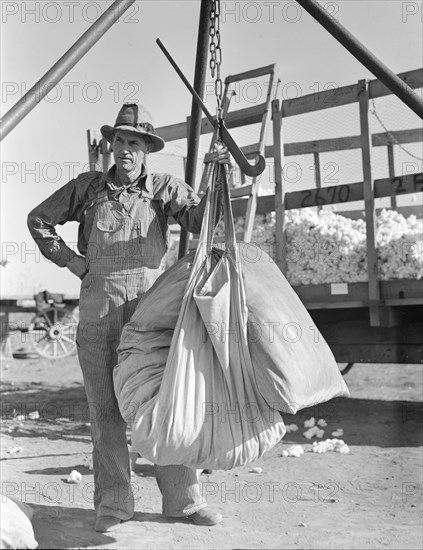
[27,165,212,268]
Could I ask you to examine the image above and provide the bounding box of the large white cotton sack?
[114,165,286,469]
[0,495,38,549]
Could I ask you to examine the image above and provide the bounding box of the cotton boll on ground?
[304,417,316,428]
[281,445,305,458]
[303,426,325,439]
[66,470,82,484]
[285,424,299,433]
[312,439,350,454]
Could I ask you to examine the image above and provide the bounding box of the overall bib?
[77,185,206,520]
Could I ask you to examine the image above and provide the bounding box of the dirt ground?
[1,338,422,549]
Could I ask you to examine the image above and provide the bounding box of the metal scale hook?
[156,39,266,178]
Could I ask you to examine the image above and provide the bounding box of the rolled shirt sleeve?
[27,172,98,268]
[163,175,221,235]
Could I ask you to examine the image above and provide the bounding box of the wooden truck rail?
[160,66,423,364]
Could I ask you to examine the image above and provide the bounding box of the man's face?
[112,130,150,172]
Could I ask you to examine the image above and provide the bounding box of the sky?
[1,0,422,296]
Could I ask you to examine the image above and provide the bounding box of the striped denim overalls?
[77,184,206,520]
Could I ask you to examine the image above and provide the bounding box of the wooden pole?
[272,99,287,275]
[358,79,380,327]
[1,0,137,141]
[313,151,322,212]
[178,0,211,259]
[387,143,397,209]
[295,0,423,118]
[87,130,99,171]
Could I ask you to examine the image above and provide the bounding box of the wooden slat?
[225,64,276,84]
[100,137,111,172]
[330,343,422,364]
[282,82,360,118]
[380,279,423,301]
[157,112,422,150]
[242,71,276,243]
[286,135,361,155]
[240,143,261,156]
[387,142,397,208]
[263,128,423,159]
[313,152,322,187]
[384,298,423,306]
[231,195,273,217]
[376,172,423,197]
[230,184,253,198]
[281,68,423,117]
[339,204,422,219]
[301,301,369,310]
[232,195,423,219]
[284,173,423,209]
[373,127,423,147]
[156,103,268,143]
[359,79,380,326]
[369,68,423,99]
[292,279,423,308]
[155,71,422,144]
[294,281,368,304]
[272,99,287,274]
[155,121,187,142]
[225,103,269,129]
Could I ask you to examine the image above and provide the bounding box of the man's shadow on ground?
[32,503,193,549]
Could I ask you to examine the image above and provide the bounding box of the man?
[27,103,230,533]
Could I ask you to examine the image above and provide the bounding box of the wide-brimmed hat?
[101,103,165,153]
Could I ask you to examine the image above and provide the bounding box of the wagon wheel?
[29,306,78,360]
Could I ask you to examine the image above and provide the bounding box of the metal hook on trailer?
[156,39,266,178]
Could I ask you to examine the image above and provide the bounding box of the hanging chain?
[209,0,223,124]
[370,97,423,162]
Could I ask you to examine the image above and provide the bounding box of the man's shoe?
[94,516,123,533]
[186,507,223,526]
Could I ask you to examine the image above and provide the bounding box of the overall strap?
[97,187,109,203]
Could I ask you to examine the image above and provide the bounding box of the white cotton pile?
[284,209,368,285]
[66,470,82,484]
[219,209,422,285]
[376,210,423,280]
[331,428,344,437]
[312,438,350,454]
[281,445,304,458]
[7,446,23,454]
